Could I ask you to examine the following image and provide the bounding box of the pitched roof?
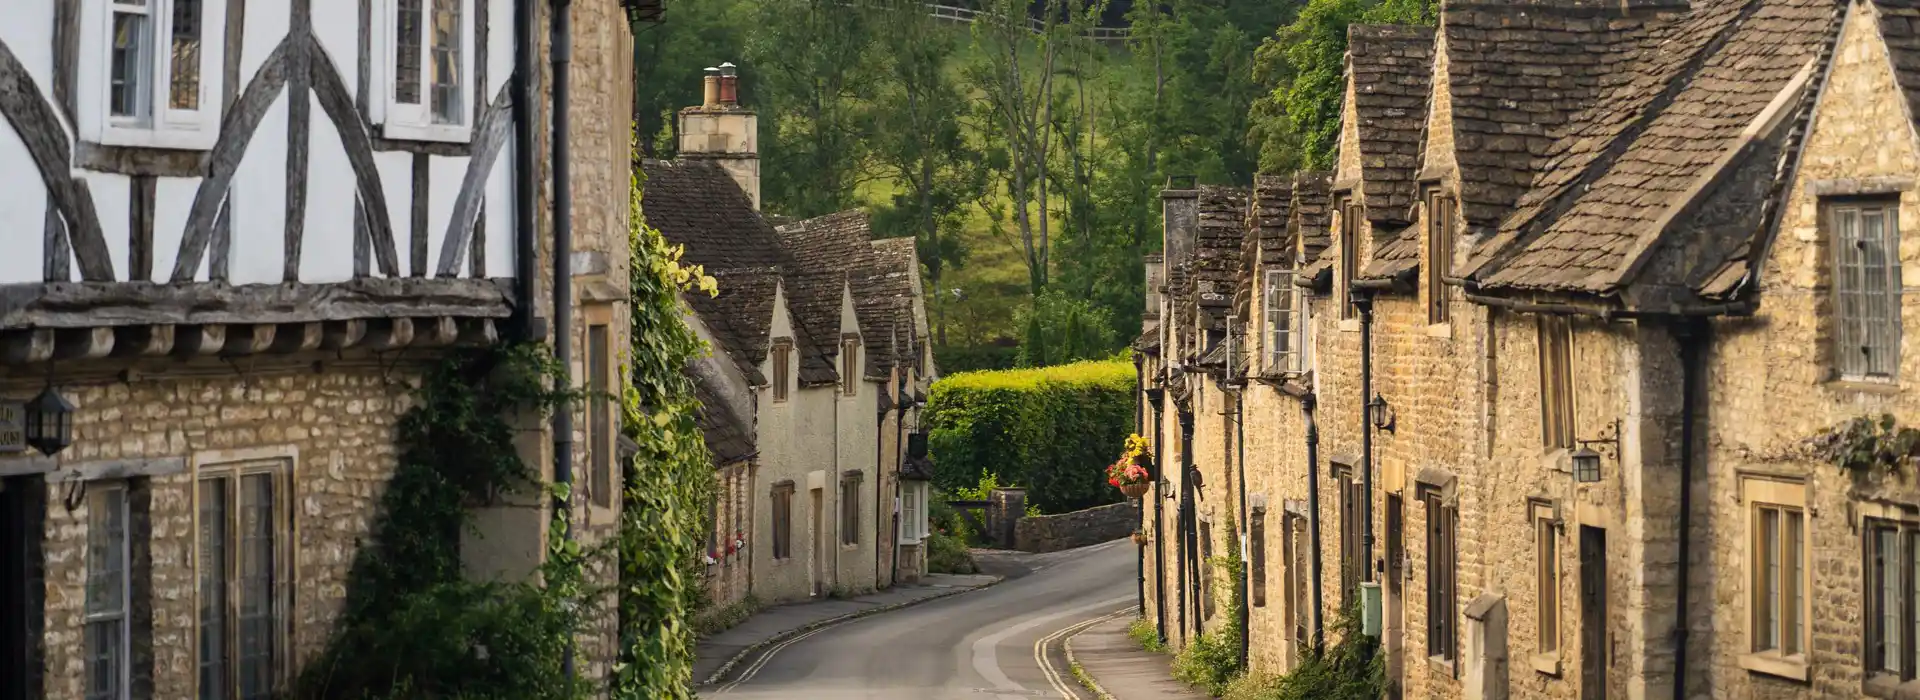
[1190,186,1251,335]
[690,367,756,468]
[641,159,838,386]
[1466,0,1838,297]
[1290,172,1335,266]
[1348,24,1437,226]
[1358,227,1421,286]
[1238,176,1296,319]
[1875,0,1920,141]
[868,237,926,371]
[777,210,911,381]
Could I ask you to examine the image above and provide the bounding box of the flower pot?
[1119,482,1151,499]
[1130,532,1149,546]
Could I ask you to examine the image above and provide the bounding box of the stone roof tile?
[1349,24,1437,226]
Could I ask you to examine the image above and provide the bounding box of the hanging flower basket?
[1108,433,1154,499]
[1130,530,1149,546]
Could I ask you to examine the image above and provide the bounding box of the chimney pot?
[702,67,721,108]
[717,62,740,106]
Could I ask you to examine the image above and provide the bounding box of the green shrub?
[1128,617,1165,653]
[924,360,1137,513]
[934,343,1020,373]
[926,516,978,574]
[1224,607,1385,700]
[1171,524,1246,696]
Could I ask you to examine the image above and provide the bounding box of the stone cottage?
[641,66,933,611]
[1135,0,1920,698]
[0,0,638,697]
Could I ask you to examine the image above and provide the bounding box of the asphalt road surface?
[710,539,1139,700]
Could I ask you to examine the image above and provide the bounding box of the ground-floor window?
[1869,518,1920,680]
[198,463,290,700]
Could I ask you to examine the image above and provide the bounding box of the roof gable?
[1347,24,1437,226]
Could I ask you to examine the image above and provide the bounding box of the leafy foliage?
[1172,520,1245,696]
[1016,290,1121,367]
[1128,616,1166,653]
[924,360,1138,513]
[610,168,722,700]
[1222,607,1385,700]
[294,344,588,700]
[1812,414,1920,474]
[1250,0,1436,171]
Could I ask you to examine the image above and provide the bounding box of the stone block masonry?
[1016,501,1141,553]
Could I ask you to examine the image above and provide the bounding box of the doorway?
[1579,526,1607,700]
[1,476,45,700]
[811,488,826,597]
[1384,493,1404,700]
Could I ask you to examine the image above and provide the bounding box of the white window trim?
[86,483,132,700]
[372,0,476,143]
[80,0,227,150]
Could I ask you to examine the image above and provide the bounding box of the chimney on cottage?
[1161,175,1199,270]
[1143,253,1164,332]
[679,62,761,210]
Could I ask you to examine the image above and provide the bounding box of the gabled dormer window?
[1337,197,1361,320]
[374,0,475,142]
[82,0,228,150]
[841,336,860,396]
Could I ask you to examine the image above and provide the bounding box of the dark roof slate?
[1290,172,1335,266]
[1189,186,1250,334]
[1877,0,1920,145]
[1358,227,1421,285]
[690,368,756,468]
[778,211,916,381]
[1348,24,1437,226]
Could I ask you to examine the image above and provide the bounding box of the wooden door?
[1,476,44,700]
[1580,526,1607,700]
[1384,494,1405,700]
[812,488,825,597]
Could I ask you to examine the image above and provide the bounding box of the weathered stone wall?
[1015,501,1142,553]
[1697,7,1920,697]
[17,361,423,700]
[703,461,754,610]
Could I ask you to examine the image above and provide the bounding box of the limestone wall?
[1015,501,1142,553]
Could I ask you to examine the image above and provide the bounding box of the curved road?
[712,540,1139,699]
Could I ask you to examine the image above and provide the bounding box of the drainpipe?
[1176,408,1193,644]
[1673,319,1706,699]
[874,400,886,588]
[1356,291,1376,588]
[1304,392,1324,649]
[1152,389,1168,644]
[1235,379,1249,668]
[511,0,536,340]
[890,391,908,588]
[1180,408,1200,640]
[1134,358,1147,618]
[548,0,577,683]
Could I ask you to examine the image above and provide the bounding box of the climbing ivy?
[295,343,590,700]
[1173,517,1247,696]
[609,167,720,699]
[1812,413,1920,474]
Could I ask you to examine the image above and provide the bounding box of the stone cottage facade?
[641,67,933,611]
[1136,0,1920,698]
[0,0,638,697]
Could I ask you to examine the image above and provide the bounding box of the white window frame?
[80,0,227,150]
[372,0,476,143]
[900,482,926,544]
[86,483,132,700]
[1265,269,1297,375]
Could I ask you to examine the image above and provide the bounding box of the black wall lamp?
[25,383,74,457]
[1572,419,1621,484]
[1367,394,1396,433]
[620,0,664,25]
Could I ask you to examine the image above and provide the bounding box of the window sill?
[94,124,218,152]
[1427,655,1456,679]
[1425,323,1453,339]
[1530,652,1561,677]
[1740,651,1809,682]
[1339,319,1362,333]
[382,121,474,144]
[1824,378,1901,395]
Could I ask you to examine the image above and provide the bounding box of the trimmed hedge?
[924,360,1138,513]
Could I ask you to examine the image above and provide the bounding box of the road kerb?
[1063,623,1117,700]
[698,576,1006,687]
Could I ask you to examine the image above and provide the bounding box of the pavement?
[1066,617,1212,700]
[697,539,1157,699]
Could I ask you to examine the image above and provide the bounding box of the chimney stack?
[1161,175,1199,270]
[679,62,761,210]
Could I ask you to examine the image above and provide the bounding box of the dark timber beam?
[52,328,114,360]
[0,330,53,364]
[111,325,175,357]
[0,277,513,329]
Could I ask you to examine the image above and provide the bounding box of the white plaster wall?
[152,177,200,282]
[229,97,290,285]
[484,146,516,278]
[488,0,515,99]
[311,1,359,96]
[302,95,358,283]
[427,155,473,274]
[240,1,292,86]
[373,151,414,279]
[0,126,47,284]
[0,2,55,91]
[752,288,847,604]
[84,172,132,281]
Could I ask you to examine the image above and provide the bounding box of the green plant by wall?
[1221,606,1384,700]
[924,360,1138,512]
[610,168,721,700]
[1128,617,1166,653]
[295,343,588,700]
[1173,518,1246,696]
[1812,414,1920,474]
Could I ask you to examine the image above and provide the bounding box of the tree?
[631,0,749,158]
[1250,0,1435,172]
[744,0,880,218]
[868,0,985,346]
[967,0,1069,297]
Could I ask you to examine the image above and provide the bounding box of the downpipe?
[1673,319,1707,699]
[548,0,577,683]
[1181,410,1201,640]
[511,0,536,340]
[1304,392,1324,648]
[1152,396,1168,644]
[1176,409,1194,644]
[1234,378,1249,669]
[1356,292,1376,591]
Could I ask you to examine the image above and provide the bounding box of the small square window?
[83,0,227,149]
[377,0,475,142]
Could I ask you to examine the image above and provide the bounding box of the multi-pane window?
[902,483,922,544]
[1533,501,1560,656]
[589,322,613,509]
[86,484,130,700]
[1425,492,1458,663]
[840,473,861,545]
[199,466,287,700]
[1250,509,1268,608]
[384,0,471,141]
[93,0,221,148]
[1291,516,1311,649]
[842,338,861,396]
[1265,270,1297,374]
[1751,503,1805,657]
[1426,190,1455,325]
[1538,315,1575,449]
[1868,519,1920,680]
[1337,199,1361,320]
[1337,466,1363,605]
[1831,200,1902,380]
[771,483,794,560]
[772,339,793,402]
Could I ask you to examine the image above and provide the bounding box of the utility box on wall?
[1360,582,1383,637]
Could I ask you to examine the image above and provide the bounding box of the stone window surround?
[1738,472,1811,682]
[1416,470,1459,676]
[1250,497,1268,609]
[190,445,298,699]
[770,337,793,403]
[1537,315,1576,450]
[1859,500,1920,699]
[1821,193,1904,384]
[584,302,617,515]
[1423,185,1455,328]
[1334,192,1361,323]
[840,334,861,397]
[839,470,862,548]
[1529,497,1564,677]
